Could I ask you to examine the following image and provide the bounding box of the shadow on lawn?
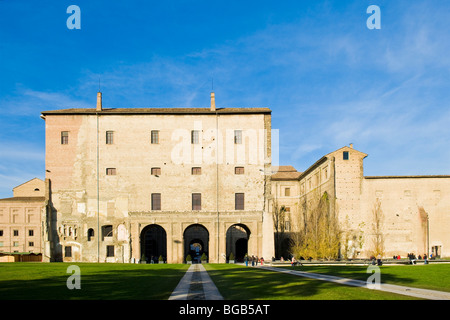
[207,265,417,300]
[0,264,188,300]
[291,265,416,284]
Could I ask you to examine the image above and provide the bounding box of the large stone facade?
[40,93,274,263]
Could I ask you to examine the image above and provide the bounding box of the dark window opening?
[102,225,113,240]
[106,245,114,257]
[87,228,94,241]
[65,246,72,257]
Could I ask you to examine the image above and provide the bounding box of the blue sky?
[1,0,450,198]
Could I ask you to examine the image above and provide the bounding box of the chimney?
[210,92,216,112]
[96,91,102,111]
[350,143,353,149]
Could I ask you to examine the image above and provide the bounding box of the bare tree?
[371,198,385,257]
[272,198,286,259]
[292,190,341,260]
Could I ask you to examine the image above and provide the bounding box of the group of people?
[407,253,429,264]
[244,255,264,266]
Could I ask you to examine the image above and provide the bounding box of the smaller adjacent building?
[0,178,47,262]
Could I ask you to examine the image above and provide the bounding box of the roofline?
[364,175,450,179]
[298,156,328,180]
[0,196,46,202]
[40,107,272,116]
[12,177,44,190]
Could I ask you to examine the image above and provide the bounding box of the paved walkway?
[169,263,223,300]
[261,265,450,300]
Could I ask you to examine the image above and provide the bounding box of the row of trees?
[272,191,385,260]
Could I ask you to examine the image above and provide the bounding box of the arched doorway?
[140,224,167,263]
[226,224,251,262]
[184,224,209,263]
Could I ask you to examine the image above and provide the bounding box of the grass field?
[1,262,448,300]
[205,264,419,300]
[0,262,189,300]
[285,264,450,293]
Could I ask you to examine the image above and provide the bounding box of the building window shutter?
[235,193,244,210]
[61,131,69,144]
[151,130,159,144]
[192,193,201,210]
[152,193,161,210]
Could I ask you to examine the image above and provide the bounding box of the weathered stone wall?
[44,111,273,263]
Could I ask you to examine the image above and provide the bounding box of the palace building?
[1,92,449,263]
[39,92,274,263]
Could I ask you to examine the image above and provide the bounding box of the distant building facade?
[271,145,450,259]
[0,178,46,261]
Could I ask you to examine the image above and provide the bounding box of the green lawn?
[1,262,448,300]
[284,264,450,293]
[0,262,189,300]
[205,264,418,300]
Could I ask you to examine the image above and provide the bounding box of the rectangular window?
[151,193,161,210]
[235,167,244,175]
[0,230,3,237]
[106,245,115,257]
[102,225,113,240]
[28,230,34,237]
[343,151,349,160]
[192,167,201,175]
[61,131,69,145]
[151,167,161,176]
[285,188,291,197]
[28,241,34,247]
[106,131,114,144]
[192,193,201,210]
[151,130,159,144]
[235,193,245,210]
[106,168,116,175]
[234,130,242,144]
[191,130,199,144]
[65,246,72,257]
[13,230,19,236]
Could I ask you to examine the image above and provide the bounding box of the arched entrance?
[140,224,167,263]
[184,224,209,263]
[226,224,251,262]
